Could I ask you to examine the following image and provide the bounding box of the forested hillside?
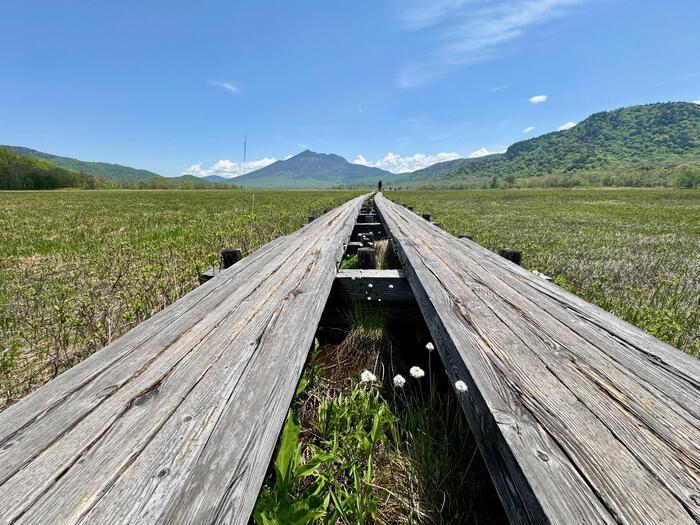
[396,102,700,189]
[0,147,232,190]
[5,146,162,180]
[0,147,96,189]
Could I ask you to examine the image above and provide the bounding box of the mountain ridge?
[4,146,163,181]
[397,102,700,187]
[239,149,390,188]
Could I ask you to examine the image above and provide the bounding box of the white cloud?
[353,152,461,173]
[183,157,277,178]
[529,95,548,104]
[557,121,577,131]
[468,147,505,159]
[397,0,583,88]
[210,81,240,94]
[694,100,700,105]
[469,148,490,158]
[489,84,510,93]
[523,126,536,133]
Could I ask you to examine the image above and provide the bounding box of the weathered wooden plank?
[375,192,700,525]
[0,195,368,524]
[334,269,414,302]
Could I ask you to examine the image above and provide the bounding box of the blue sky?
[2,0,700,177]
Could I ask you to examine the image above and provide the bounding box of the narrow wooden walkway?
[375,193,700,524]
[0,195,366,524]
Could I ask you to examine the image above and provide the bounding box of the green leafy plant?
[253,411,333,525]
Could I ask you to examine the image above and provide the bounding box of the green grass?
[255,305,506,524]
[387,188,700,356]
[0,189,362,406]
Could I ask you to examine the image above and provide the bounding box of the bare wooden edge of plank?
[378,194,700,518]
[0,232,293,441]
[374,194,615,524]
[412,221,700,518]
[0,223,326,510]
[0,194,368,523]
[387,196,700,421]
[0,197,366,439]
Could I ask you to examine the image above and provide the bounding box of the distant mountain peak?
[240,149,390,188]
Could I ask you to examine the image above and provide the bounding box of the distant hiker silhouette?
[378,180,383,191]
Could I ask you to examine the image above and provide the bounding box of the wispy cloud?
[558,121,576,131]
[397,0,583,88]
[694,100,700,105]
[523,126,536,133]
[353,152,461,173]
[183,157,276,178]
[489,84,510,93]
[210,81,241,94]
[529,94,548,104]
[469,147,505,159]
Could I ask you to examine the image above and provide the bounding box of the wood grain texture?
[375,192,700,525]
[0,195,368,525]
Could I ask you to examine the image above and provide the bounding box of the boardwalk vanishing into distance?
[0,192,698,524]
[0,195,366,524]
[375,193,700,524]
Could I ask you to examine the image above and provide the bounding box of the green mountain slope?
[395,155,497,183]
[0,146,233,190]
[0,146,96,189]
[243,150,390,188]
[202,174,236,184]
[401,102,700,188]
[4,146,162,180]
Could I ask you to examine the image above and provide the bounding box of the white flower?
[393,374,406,388]
[425,342,435,352]
[455,380,468,392]
[388,284,394,289]
[360,369,377,383]
[409,366,425,379]
[368,283,373,288]
[2,347,9,354]
[367,296,372,301]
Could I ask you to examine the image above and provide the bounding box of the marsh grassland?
[387,188,700,357]
[0,190,361,405]
[2,188,697,410]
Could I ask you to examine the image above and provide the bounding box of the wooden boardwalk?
[375,192,700,524]
[0,195,366,524]
[1,191,699,524]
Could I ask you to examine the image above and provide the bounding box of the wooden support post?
[407,206,414,212]
[357,247,377,269]
[459,234,474,241]
[308,215,317,224]
[221,248,242,269]
[421,213,431,221]
[498,248,522,266]
[198,268,220,285]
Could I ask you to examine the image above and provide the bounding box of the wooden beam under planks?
[374,192,700,525]
[334,269,414,303]
[0,194,368,525]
